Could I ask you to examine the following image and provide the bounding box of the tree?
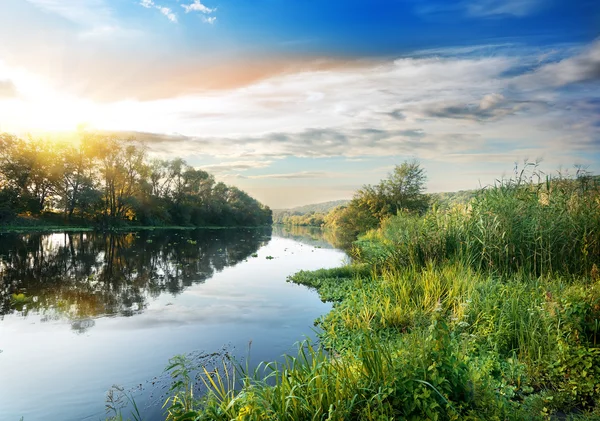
[91,136,148,222]
[0,132,272,228]
[55,137,101,219]
[379,160,429,215]
[324,160,428,239]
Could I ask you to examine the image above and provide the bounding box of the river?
[0,226,346,421]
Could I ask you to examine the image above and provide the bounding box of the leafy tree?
[0,132,272,228]
[325,160,428,238]
[380,159,429,215]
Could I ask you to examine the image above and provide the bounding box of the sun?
[11,95,96,133]
[0,65,99,134]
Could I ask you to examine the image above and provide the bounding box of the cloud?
[182,0,216,14]
[516,39,600,88]
[23,0,142,39]
[415,0,544,18]
[122,127,474,162]
[248,171,330,180]
[81,41,597,173]
[200,160,274,173]
[157,6,177,23]
[465,0,543,17]
[181,0,217,23]
[0,80,18,98]
[139,0,178,23]
[24,0,113,26]
[386,109,406,120]
[422,93,547,121]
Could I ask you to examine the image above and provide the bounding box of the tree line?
[275,160,429,232]
[0,133,272,227]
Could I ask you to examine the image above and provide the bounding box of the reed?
[146,169,600,420]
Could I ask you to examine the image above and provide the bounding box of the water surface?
[0,227,346,421]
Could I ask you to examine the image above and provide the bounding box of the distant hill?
[272,200,349,225]
[273,191,478,223]
[284,200,350,214]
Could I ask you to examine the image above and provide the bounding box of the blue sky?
[0,0,599,207]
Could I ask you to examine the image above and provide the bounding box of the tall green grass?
[163,318,522,421]
[358,168,600,277]
[127,169,600,420]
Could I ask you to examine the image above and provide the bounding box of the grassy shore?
[108,172,600,421]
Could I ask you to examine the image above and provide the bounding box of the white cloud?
[515,39,600,88]
[182,0,216,14]
[465,0,543,17]
[248,171,331,180]
[415,0,544,18]
[86,42,596,174]
[138,0,178,23]
[23,0,143,38]
[24,0,112,26]
[157,6,177,23]
[200,161,273,173]
[181,0,216,23]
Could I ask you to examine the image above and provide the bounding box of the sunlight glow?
[0,62,98,133]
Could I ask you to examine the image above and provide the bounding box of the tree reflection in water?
[0,228,272,332]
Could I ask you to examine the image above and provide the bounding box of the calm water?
[0,226,346,421]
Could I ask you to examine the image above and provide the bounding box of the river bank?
[151,173,600,421]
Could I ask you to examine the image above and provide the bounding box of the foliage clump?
[0,132,272,229]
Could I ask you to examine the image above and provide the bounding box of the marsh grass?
[358,167,600,277]
[124,169,600,420]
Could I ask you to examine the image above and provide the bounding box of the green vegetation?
[275,161,430,239]
[0,132,272,230]
[272,200,348,226]
[144,161,600,421]
[428,189,477,210]
[275,200,350,217]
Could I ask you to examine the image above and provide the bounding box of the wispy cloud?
[200,160,273,173]
[465,0,544,17]
[87,41,598,173]
[139,0,178,23]
[248,171,331,179]
[422,93,547,121]
[157,6,177,23]
[182,0,217,23]
[515,39,600,88]
[415,0,545,18]
[182,0,216,14]
[24,0,113,26]
[125,127,477,162]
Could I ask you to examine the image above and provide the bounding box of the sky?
[0,0,599,208]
